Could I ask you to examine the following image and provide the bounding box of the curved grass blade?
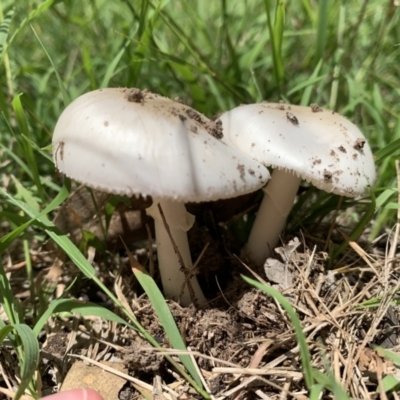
[242,275,314,389]
[375,138,400,164]
[31,26,70,106]
[124,242,205,392]
[33,299,137,336]
[0,324,39,400]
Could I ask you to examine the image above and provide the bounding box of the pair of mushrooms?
[52,88,375,306]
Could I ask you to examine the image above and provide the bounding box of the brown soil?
[1,189,399,400]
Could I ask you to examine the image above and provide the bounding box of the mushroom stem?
[146,199,207,306]
[245,170,301,265]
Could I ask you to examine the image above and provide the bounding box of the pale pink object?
[42,388,104,400]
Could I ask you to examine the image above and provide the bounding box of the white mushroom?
[218,102,376,266]
[52,88,270,305]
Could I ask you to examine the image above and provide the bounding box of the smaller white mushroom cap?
[218,103,376,197]
[52,88,269,201]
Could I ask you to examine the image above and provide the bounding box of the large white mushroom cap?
[53,88,269,201]
[218,102,376,197]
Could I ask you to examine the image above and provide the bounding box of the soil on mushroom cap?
[125,88,145,103]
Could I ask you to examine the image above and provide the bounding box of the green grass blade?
[31,26,70,106]
[242,275,314,390]
[100,37,131,88]
[375,187,396,210]
[0,4,15,100]
[295,69,325,99]
[379,375,400,394]
[0,0,56,63]
[0,322,39,400]
[33,299,137,336]
[375,138,400,163]
[168,62,206,108]
[273,0,285,55]
[374,347,400,366]
[12,324,39,400]
[315,0,329,63]
[0,325,14,344]
[0,143,32,179]
[0,183,69,254]
[0,7,14,54]
[290,64,325,101]
[149,1,245,104]
[309,384,324,400]
[12,94,45,202]
[0,259,21,325]
[12,176,40,213]
[331,193,376,260]
[124,244,204,391]
[312,368,349,399]
[81,46,97,90]
[129,0,158,86]
[263,0,284,87]
[22,134,54,163]
[0,217,34,254]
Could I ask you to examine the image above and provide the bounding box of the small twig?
[376,353,388,400]
[213,367,302,379]
[345,275,400,389]
[215,276,234,308]
[233,341,270,400]
[215,375,301,400]
[146,223,155,277]
[337,229,383,284]
[192,242,209,271]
